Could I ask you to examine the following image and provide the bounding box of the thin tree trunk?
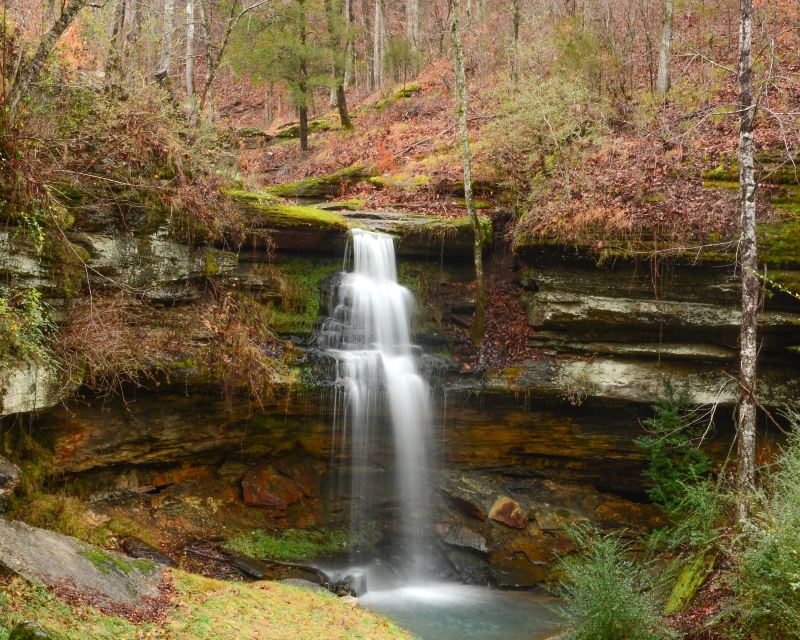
[655,0,673,97]
[360,0,373,91]
[298,104,308,153]
[406,0,419,50]
[105,0,127,77]
[185,0,196,121]
[343,0,354,89]
[373,0,384,90]
[156,0,176,85]
[510,0,520,83]
[450,0,485,347]
[325,0,353,128]
[6,0,91,116]
[736,0,758,520]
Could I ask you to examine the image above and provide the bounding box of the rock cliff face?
[1,198,798,587]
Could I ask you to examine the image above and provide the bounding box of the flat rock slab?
[0,518,165,614]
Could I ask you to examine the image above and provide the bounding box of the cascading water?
[320,228,431,581]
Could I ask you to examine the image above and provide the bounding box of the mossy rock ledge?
[229,191,351,253]
[342,210,493,259]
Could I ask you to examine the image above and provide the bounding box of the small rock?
[279,578,326,592]
[436,523,488,553]
[9,622,65,640]
[489,496,527,529]
[121,537,176,567]
[226,552,272,579]
[339,595,359,606]
[241,466,304,510]
[0,455,21,511]
[341,572,368,596]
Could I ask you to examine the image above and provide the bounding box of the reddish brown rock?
[488,496,527,529]
[273,457,323,498]
[241,466,304,510]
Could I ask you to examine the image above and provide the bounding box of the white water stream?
[320,229,431,578]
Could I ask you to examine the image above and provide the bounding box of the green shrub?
[558,526,670,640]
[224,529,347,562]
[0,288,55,365]
[734,412,800,639]
[637,382,712,512]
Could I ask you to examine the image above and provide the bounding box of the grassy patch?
[0,572,409,640]
[223,529,348,562]
[11,493,114,548]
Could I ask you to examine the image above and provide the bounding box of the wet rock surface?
[434,471,664,586]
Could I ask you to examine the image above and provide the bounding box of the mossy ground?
[0,572,410,640]
[223,529,348,562]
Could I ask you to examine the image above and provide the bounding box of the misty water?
[319,229,562,639]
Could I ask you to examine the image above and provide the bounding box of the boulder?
[226,552,272,579]
[0,518,164,613]
[241,465,305,510]
[273,457,323,498]
[488,496,527,529]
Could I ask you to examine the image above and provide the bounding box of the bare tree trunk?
[185,0,196,121]
[343,0,354,88]
[655,0,673,97]
[736,0,758,520]
[450,0,485,347]
[156,0,176,84]
[106,0,127,77]
[360,0,374,91]
[373,0,384,90]
[510,0,520,83]
[406,0,419,50]
[325,0,353,128]
[6,0,92,116]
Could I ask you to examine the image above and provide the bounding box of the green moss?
[758,212,800,268]
[274,118,335,139]
[223,529,348,562]
[664,551,716,614]
[375,82,422,111]
[78,549,133,575]
[370,173,431,191]
[703,155,800,186]
[265,164,372,199]
[452,197,494,209]
[263,257,341,334]
[313,199,366,211]
[229,191,350,231]
[416,215,494,246]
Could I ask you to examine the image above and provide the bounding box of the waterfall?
[320,229,431,580]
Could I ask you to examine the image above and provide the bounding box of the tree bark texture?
[7,0,90,116]
[736,0,758,519]
[655,0,673,96]
[450,0,485,347]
